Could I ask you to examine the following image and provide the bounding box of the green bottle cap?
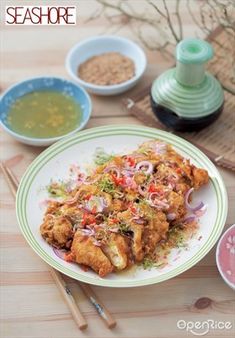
[176,38,213,64]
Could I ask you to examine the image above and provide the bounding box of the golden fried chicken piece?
[175,158,194,180]
[156,163,180,183]
[45,201,62,215]
[192,167,209,189]
[59,205,83,225]
[167,191,186,220]
[78,184,98,199]
[128,223,144,261]
[40,215,73,249]
[125,189,139,202]
[111,199,126,212]
[103,233,129,270]
[95,156,123,175]
[143,211,169,255]
[134,172,147,185]
[175,182,190,195]
[117,210,144,262]
[71,231,113,277]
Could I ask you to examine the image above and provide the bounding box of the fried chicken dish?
[40,140,209,277]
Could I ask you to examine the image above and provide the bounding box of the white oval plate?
[16,125,228,287]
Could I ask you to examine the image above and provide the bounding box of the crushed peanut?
[78,52,135,85]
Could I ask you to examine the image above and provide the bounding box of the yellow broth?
[7,90,82,138]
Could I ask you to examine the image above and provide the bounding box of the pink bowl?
[216,224,235,290]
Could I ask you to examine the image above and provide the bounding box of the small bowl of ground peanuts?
[66,35,147,95]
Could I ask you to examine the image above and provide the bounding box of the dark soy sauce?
[150,95,223,132]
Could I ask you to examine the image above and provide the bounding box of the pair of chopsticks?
[0,162,116,330]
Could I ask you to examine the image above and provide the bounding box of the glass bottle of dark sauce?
[151,38,224,132]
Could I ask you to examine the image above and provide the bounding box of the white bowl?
[65,35,147,96]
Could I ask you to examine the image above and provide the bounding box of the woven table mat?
[123,26,235,171]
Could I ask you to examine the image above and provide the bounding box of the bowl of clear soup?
[0,77,92,146]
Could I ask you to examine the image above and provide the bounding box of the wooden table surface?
[1,1,235,337]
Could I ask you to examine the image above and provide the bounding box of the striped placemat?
[123,26,235,171]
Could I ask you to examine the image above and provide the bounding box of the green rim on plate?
[16,125,228,287]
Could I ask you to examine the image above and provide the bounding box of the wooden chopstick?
[49,268,88,330]
[0,162,17,198]
[79,283,116,328]
[1,161,117,329]
[0,162,88,331]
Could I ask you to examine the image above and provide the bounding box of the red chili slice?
[126,156,135,167]
[148,183,157,192]
[111,174,126,186]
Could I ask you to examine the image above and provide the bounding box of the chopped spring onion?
[94,147,114,165]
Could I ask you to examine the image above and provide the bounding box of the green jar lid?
[151,38,224,120]
[151,69,224,119]
[176,38,214,64]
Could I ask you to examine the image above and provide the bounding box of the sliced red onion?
[194,204,207,217]
[65,190,80,205]
[81,226,96,236]
[138,185,147,196]
[122,169,134,177]
[124,177,137,190]
[81,229,92,236]
[149,192,162,200]
[53,248,67,260]
[85,196,106,213]
[167,182,175,190]
[167,213,176,221]
[104,166,120,178]
[83,176,99,185]
[95,223,106,229]
[108,227,119,233]
[149,200,169,210]
[95,213,104,219]
[132,217,146,224]
[183,215,197,223]
[154,142,167,155]
[93,239,102,247]
[136,161,153,174]
[46,213,56,219]
[148,193,169,209]
[185,188,205,212]
[82,205,91,213]
[73,223,82,231]
[86,225,95,231]
[76,203,83,209]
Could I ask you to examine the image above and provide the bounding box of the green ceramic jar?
[151,38,224,131]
